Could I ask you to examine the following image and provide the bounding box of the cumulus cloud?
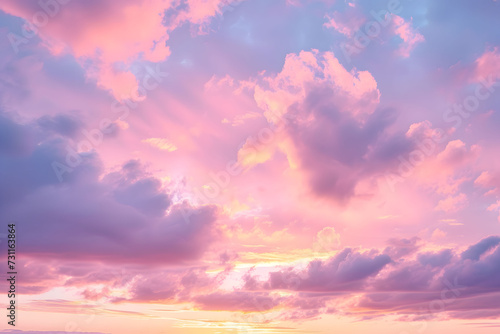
[253,50,380,124]
[230,236,500,320]
[0,112,220,265]
[235,50,437,203]
[475,170,500,196]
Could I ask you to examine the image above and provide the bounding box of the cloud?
[0,112,36,156]
[474,47,500,82]
[231,237,500,320]
[418,249,454,267]
[0,115,101,206]
[282,102,411,203]
[253,50,380,124]
[107,161,172,217]
[487,201,500,222]
[391,15,424,57]
[434,193,468,213]
[461,236,500,261]
[313,227,341,252]
[383,237,421,259]
[142,137,178,151]
[398,128,480,196]
[372,262,439,292]
[194,291,282,312]
[36,112,84,138]
[437,140,480,167]
[259,248,391,293]
[235,50,436,203]
[0,112,220,265]
[0,0,239,99]
[7,190,218,263]
[361,236,500,320]
[475,171,500,196]
[324,9,365,38]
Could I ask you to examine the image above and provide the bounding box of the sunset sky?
[1,0,500,333]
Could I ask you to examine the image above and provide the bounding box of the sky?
[0,0,500,333]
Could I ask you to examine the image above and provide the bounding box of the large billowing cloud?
[0,111,220,264]
[235,50,437,204]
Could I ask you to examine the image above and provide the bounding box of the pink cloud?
[475,171,500,196]
[487,200,500,222]
[474,47,500,82]
[194,291,282,312]
[437,140,480,168]
[11,235,500,323]
[1,0,170,98]
[392,15,424,57]
[324,10,365,38]
[230,50,399,205]
[434,193,468,213]
[253,50,380,124]
[400,123,480,196]
[0,0,237,99]
[234,237,500,320]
